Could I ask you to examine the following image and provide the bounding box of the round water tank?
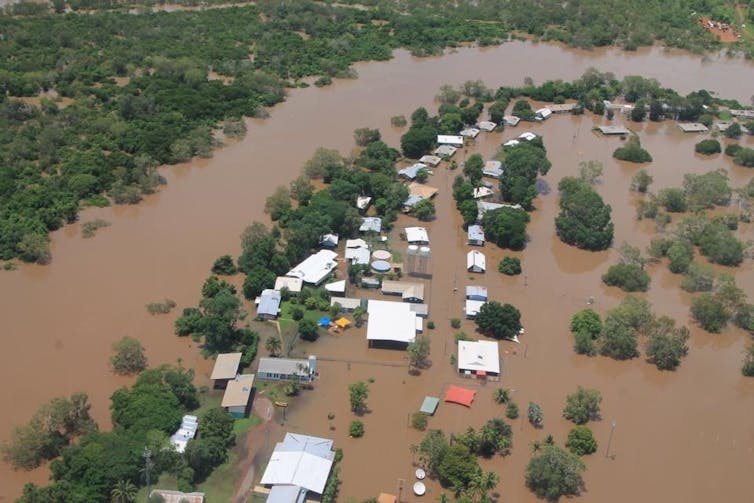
[371,260,391,273]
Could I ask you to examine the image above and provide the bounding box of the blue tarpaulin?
[318,317,331,327]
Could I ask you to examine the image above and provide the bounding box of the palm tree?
[265,335,282,357]
[493,387,510,404]
[111,480,137,503]
[469,470,499,502]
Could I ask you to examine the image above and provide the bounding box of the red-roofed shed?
[444,385,476,407]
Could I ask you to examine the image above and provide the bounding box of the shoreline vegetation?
[3,1,754,263]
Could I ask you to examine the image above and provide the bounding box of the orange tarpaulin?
[444,385,476,407]
[378,493,397,503]
[335,317,351,328]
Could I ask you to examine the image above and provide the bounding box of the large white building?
[286,250,338,285]
[260,433,335,502]
[457,340,500,377]
[366,300,420,348]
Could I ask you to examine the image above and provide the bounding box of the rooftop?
[434,145,457,157]
[260,433,335,495]
[258,289,282,317]
[419,155,442,166]
[483,160,503,178]
[360,217,382,233]
[210,352,242,380]
[275,276,303,294]
[468,224,485,243]
[477,121,497,132]
[222,374,255,407]
[287,250,338,285]
[405,226,429,244]
[503,116,520,126]
[458,340,500,374]
[465,285,488,300]
[597,125,630,135]
[258,357,312,378]
[678,122,709,133]
[408,182,439,200]
[150,490,205,503]
[398,163,427,180]
[437,134,464,146]
[366,300,418,344]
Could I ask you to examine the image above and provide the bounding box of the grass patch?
[197,446,241,503]
[233,415,262,437]
[279,300,329,324]
[256,380,289,403]
[135,473,177,501]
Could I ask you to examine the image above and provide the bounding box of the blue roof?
[398,163,426,180]
[258,289,281,316]
[403,194,423,207]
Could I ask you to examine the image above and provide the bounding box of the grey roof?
[466,285,488,301]
[468,225,485,243]
[258,357,311,377]
[483,160,503,178]
[402,194,424,208]
[267,485,307,503]
[398,163,426,180]
[678,122,709,133]
[598,125,630,135]
[359,217,382,233]
[258,289,282,317]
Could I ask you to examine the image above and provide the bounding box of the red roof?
[444,385,476,407]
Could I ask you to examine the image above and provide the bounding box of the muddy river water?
[2,41,754,501]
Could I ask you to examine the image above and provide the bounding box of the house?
[257,356,316,383]
[398,163,427,180]
[330,297,364,312]
[678,122,709,133]
[210,352,242,388]
[169,415,198,453]
[434,145,457,158]
[356,196,372,211]
[730,109,754,118]
[549,103,577,113]
[287,250,338,285]
[457,340,500,378]
[275,276,303,295]
[409,303,429,318]
[518,131,538,141]
[319,233,339,248]
[503,116,520,127]
[535,107,553,120]
[257,289,281,319]
[597,125,630,135]
[477,200,523,220]
[437,135,464,147]
[324,280,346,296]
[149,490,204,503]
[483,160,503,178]
[467,225,485,246]
[459,127,481,138]
[467,250,486,273]
[408,182,438,200]
[366,300,419,349]
[419,154,442,167]
[359,217,382,234]
[472,187,494,199]
[381,280,425,303]
[465,299,486,319]
[477,121,497,132]
[405,226,429,244]
[260,433,335,500]
[345,246,370,265]
[465,285,488,301]
[222,374,255,418]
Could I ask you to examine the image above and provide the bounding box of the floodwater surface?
[1,41,754,501]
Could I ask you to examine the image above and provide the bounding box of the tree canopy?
[555,177,614,251]
[525,444,585,501]
[475,301,522,339]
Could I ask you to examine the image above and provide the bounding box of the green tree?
[630,169,653,193]
[305,148,344,180]
[110,337,148,375]
[493,388,510,404]
[528,402,543,427]
[349,420,365,437]
[695,139,722,155]
[265,335,282,357]
[110,480,137,503]
[724,122,742,138]
[683,170,731,210]
[419,429,449,478]
[411,199,436,221]
[563,387,602,424]
[570,309,602,339]
[498,256,522,275]
[645,317,690,370]
[681,262,716,292]
[407,335,431,369]
[353,127,381,146]
[658,188,687,212]
[463,154,484,185]
[481,207,530,250]
[566,426,598,456]
[690,294,729,333]
[602,263,650,292]
[525,444,585,500]
[667,240,694,274]
[613,135,652,163]
[599,317,639,360]
[556,177,613,251]
[411,412,428,431]
[437,444,480,493]
[348,381,369,414]
[742,344,754,377]
[298,318,319,341]
[506,402,519,419]
[17,233,52,264]
[475,301,522,339]
[478,418,513,457]
[578,160,603,184]
[211,255,237,275]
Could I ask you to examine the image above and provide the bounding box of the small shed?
[465,285,488,301]
[222,374,255,418]
[477,121,497,132]
[503,139,520,147]
[483,160,503,179]
[324,280,346,296]
[331,297,363,311]
[472,187,494,199]
[356,196,372,211]
[467,250,486,273]
[319,233,339,248]
[459,128,481,138]
[361,277,381,289]
[335,317,351,329]
[420,396,440,415]
[503,116,520,127]
[465,299,486,319]
[467,225,485,246]
[257,289,281,320]
[535,108,552,120]
[518,131,537,141]
[405,226,430,244]
[274,276,303,295]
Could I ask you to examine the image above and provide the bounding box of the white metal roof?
[260,433,335,494]
[275,276,303,293]
[319,233,339,247]
[468,225,485,243]
[359,217,382,233]
[464,299,486,318]
[437,135,464,146]
[465,285,488,300]
[457,340,500,374]
[258,289,281,317]
[221,374,255,407]
[477,121,497,132]
[467,250,486,272]
[324,280,346,294]
[356,196,372,210]
[345,246,370,265]
[287,250,338,285]
[503,116,520,126]
[518,131,538,141]
[472,187,494,199]
[535,108,552,119]
[483,160,503,178]
[331,297,362,310]
[503,139,520,147]
[258,357,311,378]
[419,155,442,166]
[459,128,480,138]
[405,227,429,244]
[210,352,242,380]
[434,145,457,157]
[366,300,417,344]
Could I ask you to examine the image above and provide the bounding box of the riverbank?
[2,41,754,500]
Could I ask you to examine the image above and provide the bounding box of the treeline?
[8,365,237,502]
[0,1,506,262]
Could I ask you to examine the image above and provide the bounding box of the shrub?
[505,402,519,419]
[690,294,729,333]
[81,219,110,238]
[694,139,721,155]
[563,387,602,424]
[570,309,602,338]
[742,344,754,377]
[613,135,652,163]
[658,188,687,212]
[298,318,319,341]
[528,402,543,427]
[450,318,461,329]
[573,330,597,356]
[411,412,428,431]
[427,320,435,330]
[211,255,237,275]
[733,147,754,167]
[390,115,407,127]
[566,426,598,456]
[110,336,147,375]
[498,256,522,275]
[724,143,743,157]
[349,421,364,438]
[602,263,650,292]
[291,307,304,321]
[146,299,177,315]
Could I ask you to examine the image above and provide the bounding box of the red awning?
[476,370,486,377]
[444,385,477,407]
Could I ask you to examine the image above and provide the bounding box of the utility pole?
[397,478,405,503]
[605,421,616,459]
[143,447,152,501]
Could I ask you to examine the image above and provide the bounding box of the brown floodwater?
[2,41,754,501]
